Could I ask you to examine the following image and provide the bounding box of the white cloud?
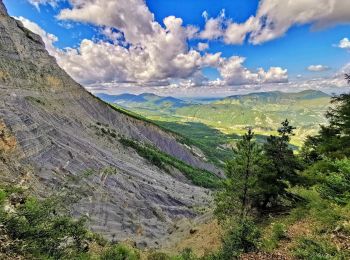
[202,11,209,21]
[33,0,300,89]
[224,17,258,45]
[249,0,350,45]
[199,0,350,45]
[218,56,288,85]
[307,65,330,72]
[28,0,60,10]
[197,42,209,51]
[86,63,350,98]
[218,57,259,85]
[258,67,289,83]
[58,0,155,45]
[51,1,229,86]
[338,38,350,50]
[199,10,225,40]
[17,13,223,86]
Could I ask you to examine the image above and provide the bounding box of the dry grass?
[161,214,222,257]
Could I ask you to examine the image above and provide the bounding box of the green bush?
[262,223,288,251]
[316,159,350,205]
[0,188,90,259]
[147,252,171,260]
[100,244,140,260]
[271,223,288,241]
[176,248,198,260]
[220,218,261,259]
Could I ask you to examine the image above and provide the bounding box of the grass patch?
[292,237,346,259]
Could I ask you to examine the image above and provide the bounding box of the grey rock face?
[0,1,215,247]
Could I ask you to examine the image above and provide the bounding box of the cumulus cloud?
[17,13,224,86]
[57,0,155,45]
[50,0,230,86]
[307,65,331,72]
[23,0,307,90]
[218,56,288,85]
[258,67,289,83]
[85,62,349,97]
[338,38,350,50]
[200,0,350,45]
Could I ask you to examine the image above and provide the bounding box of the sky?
[4,0,350,97]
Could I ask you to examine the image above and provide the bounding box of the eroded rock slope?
[0,1,216,247]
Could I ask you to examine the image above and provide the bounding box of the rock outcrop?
[0,1,216,247]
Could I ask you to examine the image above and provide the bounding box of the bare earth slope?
[0,1,215,248]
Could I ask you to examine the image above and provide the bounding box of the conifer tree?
[215,129,263,221]
[258,120,303,210]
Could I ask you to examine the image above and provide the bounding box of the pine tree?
[215,129,263,221]
[258,120,303,210]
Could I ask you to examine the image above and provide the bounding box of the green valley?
[98,90,330,165]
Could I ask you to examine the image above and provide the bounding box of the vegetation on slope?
[175,93,329,147]
[0,186,217,260]
[202,76,350,259]
[119,137,221,189]
[153,121,238,166]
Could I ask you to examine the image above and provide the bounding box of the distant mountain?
[96,92,191,110]
[96,93,147,103]
[106,90,331,151]
[221,90,330,104]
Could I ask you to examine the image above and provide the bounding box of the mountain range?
[96,90,331,165]
[96,92,190,111]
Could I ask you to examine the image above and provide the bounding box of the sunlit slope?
[100,90,330,165]
[175,90,330,146]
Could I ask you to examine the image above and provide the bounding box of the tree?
[214,130,263,259]
[215,129,263,222]
[304,74,350,158]
[258,120,303,210]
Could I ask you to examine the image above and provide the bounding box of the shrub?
[316,159,350,205]
[271,223,288,241]
[147,252,171,260]
[176,248,197,260]
[0,188,90,259]
[261,223,288,251]
[221,218,261,259]
[100,244,140,260]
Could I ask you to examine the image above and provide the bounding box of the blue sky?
[4,0,350,97]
